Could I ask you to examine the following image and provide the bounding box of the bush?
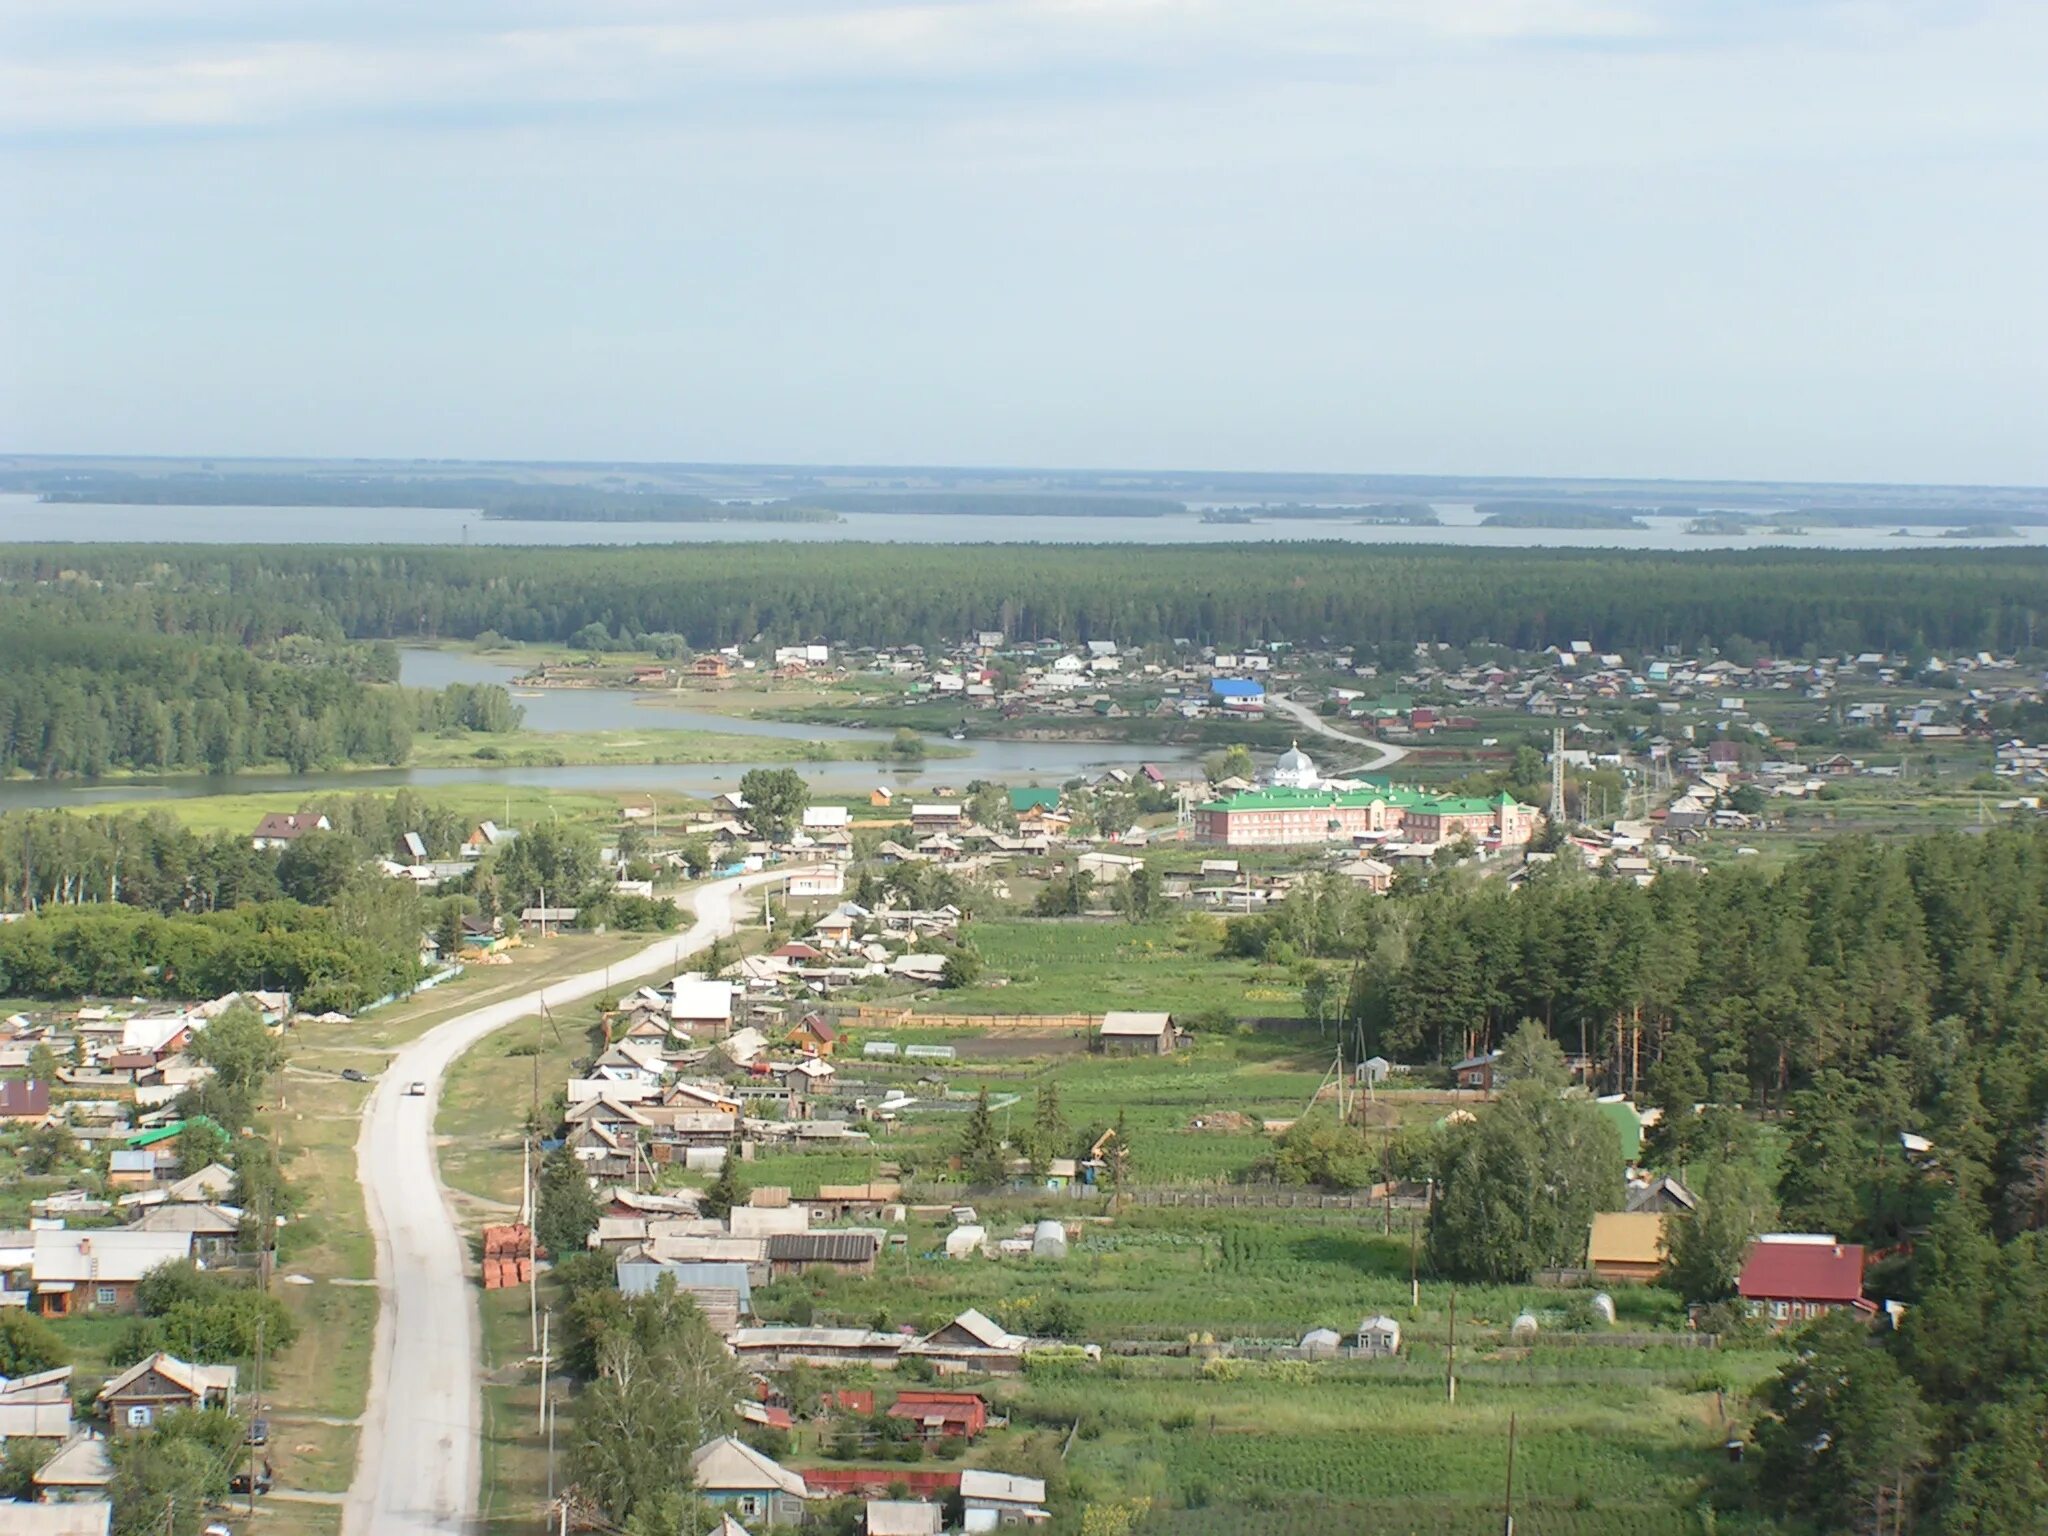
[0,1309,67,1375]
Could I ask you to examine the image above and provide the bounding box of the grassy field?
[926,916,1303,1020]
[407,726,957,770]
[64,782,625,836]
[439,1007,605,1207]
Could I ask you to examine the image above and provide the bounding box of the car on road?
[246,1417,269,1446]
[229,1461,273,1495]
[404,1081,427,1097]
[340,1068,366,1083]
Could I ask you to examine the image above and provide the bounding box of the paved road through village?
[341,869,801,1536]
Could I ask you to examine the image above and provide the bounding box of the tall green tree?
[700,1145,745,1221]
[565,1277,748,1527]
[736,768,810,844]
[1754,1313,1931,1535]
[190,1002,285,1099]
[1661,1160,1775,1304]
[1028,1081,1069,1175]
[1427,1079,1624,1283]
[536,1147,602,1259]
[958,1086,1007,1186]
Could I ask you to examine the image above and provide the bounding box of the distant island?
[793,492,1181,518]
[1684,514,1760,536]
[1201,502,1440,525]
[1776,506,2048,529]
[1478,502,1649,529]
[1939,524,2021,539]
[483,499,836,523]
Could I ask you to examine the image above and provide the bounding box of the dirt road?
[1264,694,1410,775]
[341,869,794,1536]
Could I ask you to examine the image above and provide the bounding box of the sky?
[2,0,2045,485]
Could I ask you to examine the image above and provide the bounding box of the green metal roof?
[125,1114,224,1150]
[1198,783,1528,817]
[1008,788,1062,813]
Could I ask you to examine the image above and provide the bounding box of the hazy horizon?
[4,1,2045,483]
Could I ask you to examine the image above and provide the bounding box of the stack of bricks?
[481,1223,535,1289]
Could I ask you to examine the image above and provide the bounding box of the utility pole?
[538,1310,550,1433]
[1549,725,1566,826]
[1447,1289,1458,1405]
[1502,1412,1518,1536]
[527,1138,540,1351]
[249,1312,265,1516]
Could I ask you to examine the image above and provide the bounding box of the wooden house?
[1095,1012,1176,1056]
[97,1352,236,1430]
[1587,1211,1667,1284]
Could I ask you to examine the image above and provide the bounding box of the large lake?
[0,649,1202,813]
[1,492,2038,551]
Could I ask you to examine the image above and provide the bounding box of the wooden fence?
[1124,1187,1426,1214]
[899,1012,1102,1032]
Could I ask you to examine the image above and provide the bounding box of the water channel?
[0,649,1196,813]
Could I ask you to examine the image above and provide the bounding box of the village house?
[765,1231,881,1279]
[865,1499,945,1536]
[1737,1237,1874,1327]
[1587,1211,1668,1284]
[1355,1315,1402,1358]
[778,1056,837,1102]
[30,1435,114,1505]
[787,867,847,899]
[909,803,963,834]
[0,1079,53,1127]
[615,1258,750,1330]
[789,1013,838,1056]
[1452,1051,1500,1092]
[886,1390,988,1441]
[0,1365,75,1441]
[689,1435,810,1527]
[129,1203,244,1260]
[960,1468,1051,1526]
[96,1352,236,1430]
[799,1182,903,1223]
[908,1308,1030,1373]
[670,979,736,1037]
[810,913,858,951]
[461,820,514,858]
[725,1325,905,1371]
[1095,1012,1177,1056]
[1626,1176,1697,1215]
[250,811,331,850]
[31,1230,193,1316]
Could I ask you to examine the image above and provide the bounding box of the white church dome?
[1272,742,1319,788]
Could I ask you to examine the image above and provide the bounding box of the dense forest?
[0,622,519,777]
[1246,827,2048,1531]
[0,801,679,1007]
[2,542,2043,657]
[0,807,434,1010]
